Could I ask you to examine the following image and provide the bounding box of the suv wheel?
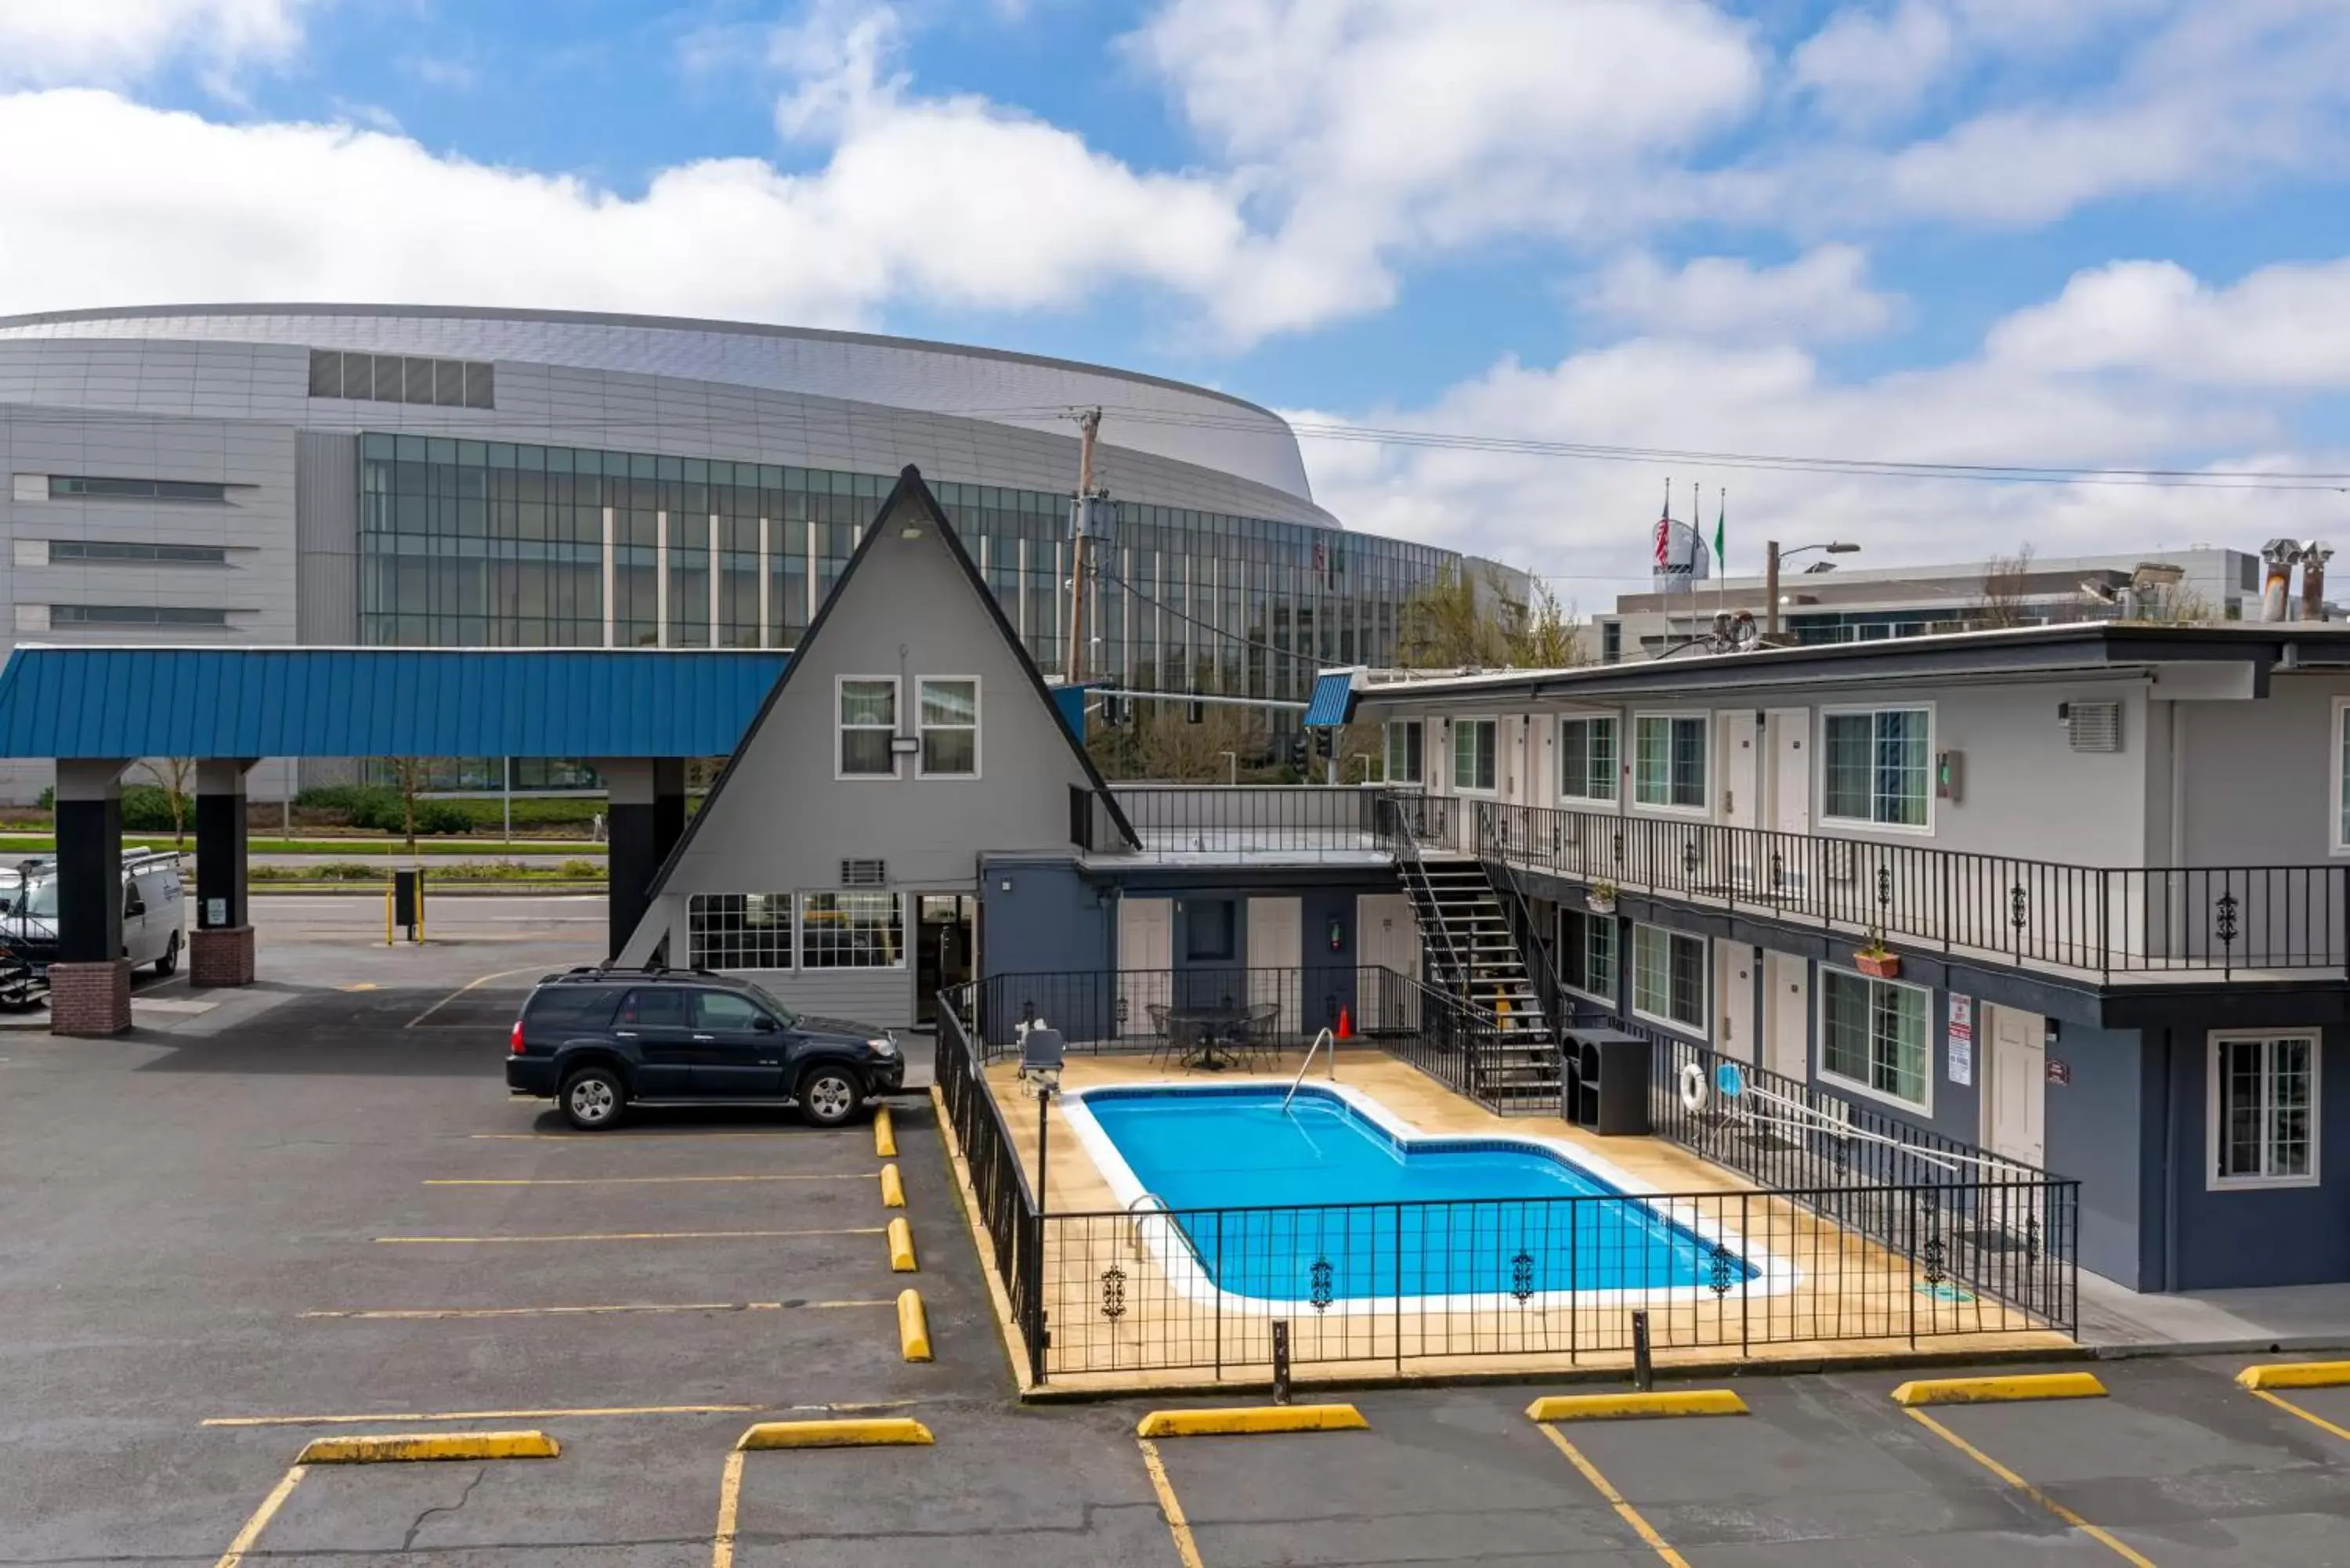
[560,1065,627,1131]
[797,1066,863,1128]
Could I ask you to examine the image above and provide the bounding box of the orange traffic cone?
[1336,1005,1354,1040]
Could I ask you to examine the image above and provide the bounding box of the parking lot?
[4,930,2350,1563]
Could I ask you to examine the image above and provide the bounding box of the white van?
[121,851,186,975]
[0,850,185,977]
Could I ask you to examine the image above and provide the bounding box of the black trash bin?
[1561,1027,1651,1136]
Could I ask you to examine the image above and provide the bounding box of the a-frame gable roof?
[647,465,1137,895]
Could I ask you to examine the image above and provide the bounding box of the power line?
[935,401,2350,493]
[1091,561,1323,669]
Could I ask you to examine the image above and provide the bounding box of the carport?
[0,645,786,1035]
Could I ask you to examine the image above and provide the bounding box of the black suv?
[506,966,905,1131]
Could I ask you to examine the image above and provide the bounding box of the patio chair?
[1144,1002,1178,1066]
[1235,1001,1283,1071]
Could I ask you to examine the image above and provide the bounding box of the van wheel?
[560,1066,627,1131]
[797,1067,863,1128]
[154,931,180,977]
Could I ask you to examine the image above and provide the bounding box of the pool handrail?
[1280,1027,1339,1114]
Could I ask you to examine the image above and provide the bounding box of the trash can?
[1561,1026,1652,1136]
[392,867,425,941]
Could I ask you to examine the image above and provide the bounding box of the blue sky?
[3,0,2347,596]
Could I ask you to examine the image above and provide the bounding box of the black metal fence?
[964,966,1373,1060]
[935,983,1046,1362]
[1579,1011,2079,1332]
[936,977,2079,1383]
[1484,800,2348,979]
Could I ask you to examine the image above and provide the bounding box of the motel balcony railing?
[1475,799,2350,982]
[1092,784,1396,862]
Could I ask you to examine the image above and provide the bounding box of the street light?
[1764,540,1861,638]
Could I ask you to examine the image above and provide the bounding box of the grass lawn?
[0,834,606,857]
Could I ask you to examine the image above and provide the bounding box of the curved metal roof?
[0,302,1317,504]
[0,646,786,759]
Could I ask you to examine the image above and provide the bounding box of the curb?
[888,1216,918,1273]
[898,1288,933,1363]
[1891,1371,2106,1407]
[1526,1389,1748,1422]
[295,1429,561,1464]
[2236,1360,2350,1390]
[873,1107,898,1158]
[736,1418,934,1451]
[1134,1404,1368,1438]
[880,1163,906,1209]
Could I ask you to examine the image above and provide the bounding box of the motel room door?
[1356,893,1420,1028]
[1118,897,1173,1037]
[1761,952,1810,1081]
[1984,1004,2047,1170]
[1246,895,1302,1034]
[1716,711,1761,886]
[1715,942,1758,1064]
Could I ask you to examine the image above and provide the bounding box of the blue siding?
[0,647,787,758]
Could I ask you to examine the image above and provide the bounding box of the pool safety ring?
[1679,1060,1708,1112]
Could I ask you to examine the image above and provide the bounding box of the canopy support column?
[600,758,687,963]
[191,757,258,987]
[51,758,130,1036]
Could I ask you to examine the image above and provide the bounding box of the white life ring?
[1679,1060,1709,1113]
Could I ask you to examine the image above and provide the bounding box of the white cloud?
[0,0,313,88]
[1295,261,2342,591]
[1987,258,2350,388]
[1129,0,1763,339]
[0,87,1251,323]
[1790,0,1956,127]
[1578,246,1898,344]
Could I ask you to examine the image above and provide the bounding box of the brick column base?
[49,959,132,1036]
[190,925,257,988]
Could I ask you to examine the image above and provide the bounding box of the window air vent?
[2066,701,2121,753]
[840,858,887,887]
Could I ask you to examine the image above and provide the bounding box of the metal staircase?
[1387,805,1560,1112]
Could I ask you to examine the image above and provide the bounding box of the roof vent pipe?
[2298,540,2332,623]
[2261,539,2301,622]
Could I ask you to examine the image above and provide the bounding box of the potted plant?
[1586,879,1618,916]
[1853,922,1900,978]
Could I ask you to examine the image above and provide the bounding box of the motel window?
[1384,721,1423,785]
[1560,907,1616,1003]
[1452,718,1497,793]
[1560,716,1616,803]
[838,677,898,778]
[801,891,905,969]
[1632,715,1705,810]
[1820,969,1931,1110]
[917,677,978,778]
[1823,708,1930,828]
[2211,1033,2318,1187]
[687,893,795,970]
[1631,923,1705,1031]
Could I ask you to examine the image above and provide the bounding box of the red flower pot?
[1854,950,1901,979]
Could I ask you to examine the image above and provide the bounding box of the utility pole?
[1764,540,1782,640]
[1065,407,1102,685]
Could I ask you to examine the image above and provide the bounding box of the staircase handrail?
[1383,793,1476,990]
[1477,801,1571,1032]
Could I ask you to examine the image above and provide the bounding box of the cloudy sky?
[3,0,2347,606]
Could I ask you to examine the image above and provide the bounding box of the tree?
[1399,562,1585,670]
[1093,701,1264,782]
[136,757,194,847]
[378,757,438,852]
[1974,544,2037,630]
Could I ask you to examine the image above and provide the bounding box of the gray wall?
[2164,1024,2350,1290]
[2041,1017,2149,1288]
[294,430,358,645]
[979,856,1113,980]
[2174,671,2350,866]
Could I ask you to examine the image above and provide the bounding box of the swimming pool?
[1061,1083,1778,1310]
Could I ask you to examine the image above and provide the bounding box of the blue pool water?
[1080,1086,1755,1302]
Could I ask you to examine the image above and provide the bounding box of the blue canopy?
[0,645,788,758]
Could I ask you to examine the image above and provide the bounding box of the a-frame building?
[619,466,1134,1026]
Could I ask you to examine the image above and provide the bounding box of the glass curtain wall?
[358,435,1455,703]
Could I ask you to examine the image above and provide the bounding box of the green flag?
[1712,493,1726,569]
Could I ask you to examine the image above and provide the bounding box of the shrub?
[119,784,188,833]
[412,801,474,836]
[36,787,53,810]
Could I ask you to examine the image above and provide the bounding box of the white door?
[1985,1005,2047,1169]
[1716,711,1760,887]
[1357,894,1419,1028]
[1246,896,1302,1035]
[1767,709,1811,837]
[1762,952,1809,1081]
[1715,942,1757,1063]
[1117,897,1173,1040]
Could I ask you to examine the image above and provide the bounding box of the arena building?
[0,303,1465,796]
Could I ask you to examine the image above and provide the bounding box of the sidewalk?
[2080,1270,2350,1353]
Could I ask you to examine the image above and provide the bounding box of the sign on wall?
[1947,995,1973,1087]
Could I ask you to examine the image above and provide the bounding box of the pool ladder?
[1280,1027,1339,1115]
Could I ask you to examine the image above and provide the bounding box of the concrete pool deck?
[947,1046,2073,1396]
